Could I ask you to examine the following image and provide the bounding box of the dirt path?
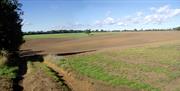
[22,61,70,91]
[44,60,136,91]
[13,50,71,91]
[0,77,13,91]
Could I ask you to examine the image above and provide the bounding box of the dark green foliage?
[134,29,137,31]
[0,0,24,52]
[173,26,180,31]
[24,30,86,35]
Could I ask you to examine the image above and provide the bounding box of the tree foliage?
[0,0,24,52]
[173,26,180,31]
[85,29,91,35]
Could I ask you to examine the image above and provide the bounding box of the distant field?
[23,32,118,39]
[56,43,180,91]
[22,31,180,55]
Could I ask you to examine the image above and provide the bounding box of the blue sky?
[20,0,180,32]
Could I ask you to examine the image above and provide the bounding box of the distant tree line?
[24,30,84,35]
[23,29,108,35]
[23,26,180,35]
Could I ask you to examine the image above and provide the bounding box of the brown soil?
[22,62,70,91]
[164,78,180,91]
[0,77,13,91]
[44,60,136,91]
[21,31,180,55]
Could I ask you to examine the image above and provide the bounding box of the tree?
[100,29,104,32]
[0,0,24,53]
[134,28,137,31]
[95,29,99,32]
[173,26,180,31]
[85,29,91,35]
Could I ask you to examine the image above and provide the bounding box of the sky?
[20,0,180,32]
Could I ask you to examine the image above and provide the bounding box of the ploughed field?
[22,31,180,55]
[21,31,180,91]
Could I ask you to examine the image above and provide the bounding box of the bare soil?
[21,31,180,55]
[22,62,70,91]
[0,77,13,91]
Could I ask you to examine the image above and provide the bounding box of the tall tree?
[0,0,24,53]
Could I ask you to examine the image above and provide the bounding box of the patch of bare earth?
[22,62,70,91]
[0,77,13,91]
[164,78,180,91]
[44,60,136,91]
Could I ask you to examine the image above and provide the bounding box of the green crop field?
[55,43,180,91]
[24,33,88,39]
[23,32,119,39]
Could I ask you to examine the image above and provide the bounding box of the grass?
[24,33,88,39]
[0,55,18,79]
[55,43,180,91]
[37,62,62,82]
[0,66,18,79]
[24,32,119,39]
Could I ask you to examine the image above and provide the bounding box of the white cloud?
[137,12,143,16]
[95,5,180,26]
[103,17,115,24]
[95,17,116,26]
[52,5,180,30]
[150,7,156,11]
[144,5,180,24]
[168,9,180,17]
[117,22,127,26]
[23,22,33,26]
[144,14,167,24]
[156,5,170,13]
